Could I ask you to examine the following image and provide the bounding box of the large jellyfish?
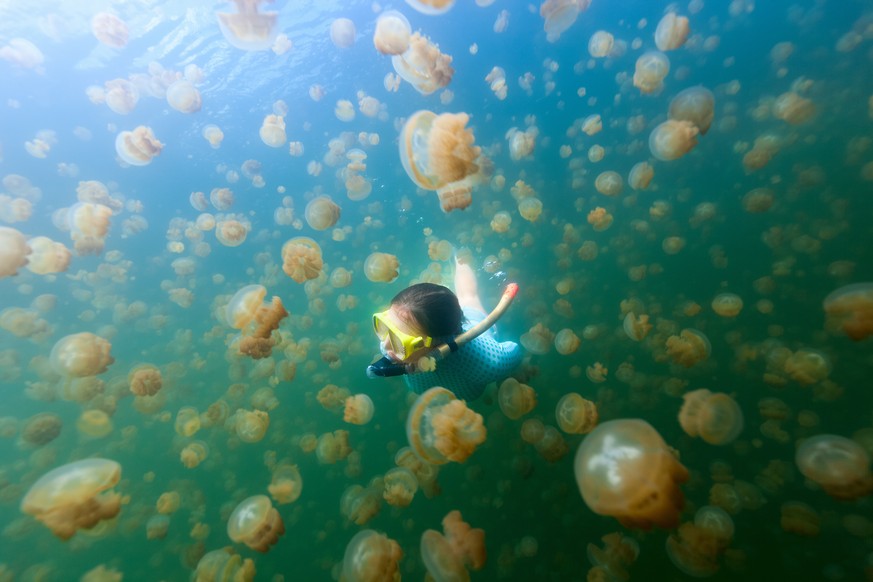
[574,419,689,529]
[407,387,487,464]
[20,458,123,540]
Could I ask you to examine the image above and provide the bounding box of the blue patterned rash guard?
[403,307,522,401]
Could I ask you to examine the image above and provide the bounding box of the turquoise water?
[1,0,873,580]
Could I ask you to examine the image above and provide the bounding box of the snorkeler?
[369,254,522,401]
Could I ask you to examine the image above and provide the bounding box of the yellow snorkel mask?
[373,309,433,360]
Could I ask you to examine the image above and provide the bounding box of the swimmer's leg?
[454,253,486,314]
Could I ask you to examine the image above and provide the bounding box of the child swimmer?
[371,254,522,400]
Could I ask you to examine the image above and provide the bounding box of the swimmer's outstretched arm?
[454,254,486,314]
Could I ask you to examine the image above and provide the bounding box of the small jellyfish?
[796,434,873,500]
[665,328,710,367]
[330,18,356,48]
[268,463,303,505]
[217,0,279,51]
[654,13,690,51]
[316,429,352,464]
[554,328,581,355]
[633,51,670,94]
[259,114,286,147]
[202,125,224,148]
[227,495,285,552]
[574,419,689,530]
[146,514,170,540]
[364,252,399,283]
[373,10,412,55]
[421,510,486,581]
[392,33,454,95]
[20,458,123,540]
[588,31,614,58]
[407,387,487,464]
[0,226,30,279]
[91,13,129,48]
[24,236,70,275]
[678,389,744,445]
[304,196,341,231]
[180,441,209,468]
[823,283,873,341]
[555,393,598,434]
[669,86,715,134]
[234,409,269,443]
[520,323,554,354]
[497,378,537,420]
[344,394,375,425]
[406,0,456,15]
[115,126,163,166]
[166,80,202,114]
[20,413,62,447]
[281,237,323,283]
[194,548,255,581]
[649,120,699,161]
[595,171,623,197]
[76,409,113,439]
[623,313,653,341]
[540,0,589,43]
[175,407,201,437]
[341,529,403,582]
[711,293,743,317]
[382,467,418,507]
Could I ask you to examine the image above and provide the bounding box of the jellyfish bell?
[574,418,689,530]
[330,18,356,48]
[540,0,591,43]
[555,393,598,434]
[392,33,454,95]
[304,196,341,231]
[115,126,163,166]
[669,86,715,135]
[50,332,114,378]
[654,12,690,51]
[374,10,412,55]
[796,434,873,500]
[227,494,285,552]
[364,252,399,283]
[823,282,873,341]
[217,0,279,51]
[400,110,480,191]
[281,237,323,283]
[91,12,129,48]
[20,458,122,540]
[405,0,456,15]
[407,387,487,464]
[649,120,699,161]
[341,529,403,582]
[497,378,537,420]
[633,51,670,94]
[678,389,744,445]
[166,79,202,114]
[0,226,31,278]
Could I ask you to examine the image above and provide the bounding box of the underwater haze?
[1,0,873,580]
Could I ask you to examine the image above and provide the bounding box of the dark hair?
[391,283,464,337]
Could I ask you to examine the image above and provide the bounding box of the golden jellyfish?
[146,514,170,540]
[711,293,743,317]
[227,495,285,552]
[202,124,224,148]
[344,394,375,425]
[623,313,653,341]
[175,407,201,437]
[21,413,62,447]
[194,547,255,581]
[104,79,138,114]
[781,501,820,537]
[649,120,699,161]
[407,387,487,464]
[595,171,623,197]
[128,364,162,396]
[76,409,113,439]
[156,491,180,514]
[406,0,456,15]
[259,114,286,147]
[341,529,403,582]
[341,482,382,526]
[665,328,710,367]
[666,506,734,577]
[281,237,323,283]
[268,463,303,504]
[520,322,554,354]
[330,267,353,288]
[742,187,774,213]
[554,328,581,355]
[823,283,873,341]
[0,226,30,278]
[25,236,71,275]
[654,13,690,51]
[506,126,537,160]
[316,429,352,464]
[490,211,512,233]
[669,86,715,134]
[421,510,486,581]
[373,10,412,55]
[574,419,689,530]
[497,378,537,420]
[20,458,122,540]
[234,409,269,443]
[633,51,670,94]
[382,467,418,507]
[581,114,603,136]
[517,197,543,222]
[587,532,640,581]
[364,252,400,283]
[217,0,279,51]
[773,91,816,124]
[588,31,614,58]
[91,12,129,48]
[796,434,873,500]
[587,207,613,231]
[216,219,249,247]
[784,349,830,385]
[678,389,744,445]
[400,110,480,191]
[392,33,454,95]
[115,126,163,166]
[166,80,202,113]
[180,441,209,468]
[50,332,114,378]
[330,18,357,48]
[540,0,590,43]
[304,196,341,231]
[556,393,598,434]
